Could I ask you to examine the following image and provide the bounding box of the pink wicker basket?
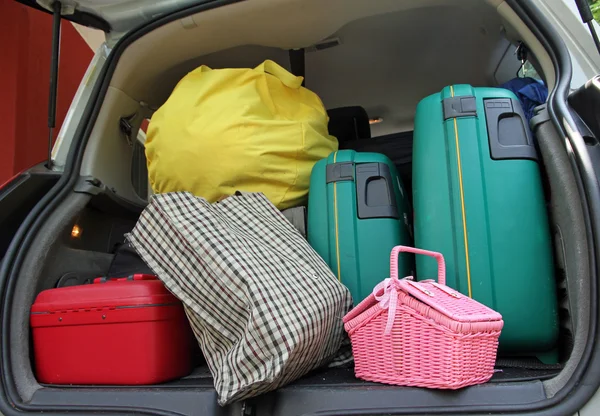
[343,246,504,389]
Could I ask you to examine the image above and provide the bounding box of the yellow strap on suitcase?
[449,85,473,298]
[332,151,342,281]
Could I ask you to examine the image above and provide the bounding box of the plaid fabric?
[127,192,352,405]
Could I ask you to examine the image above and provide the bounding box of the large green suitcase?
[308,150,413,304]
[413,85,558,362]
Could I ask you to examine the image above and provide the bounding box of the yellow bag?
[146,60,338,210]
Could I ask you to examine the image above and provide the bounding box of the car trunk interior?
[5,0,593,413]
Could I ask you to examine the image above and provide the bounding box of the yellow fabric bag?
[146,60,337,210]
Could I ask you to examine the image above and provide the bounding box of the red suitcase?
[31,274,194,385]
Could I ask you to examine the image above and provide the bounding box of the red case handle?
[391,246,446,286]
[93,274,157,284]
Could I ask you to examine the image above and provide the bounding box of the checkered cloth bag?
[127,192,352,405]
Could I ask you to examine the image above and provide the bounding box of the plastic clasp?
[93,274,157,284]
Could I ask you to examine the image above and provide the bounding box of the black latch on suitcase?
[326,162,355,183]
[443,96,477,119]
[484,98,538,161]
[356,163,399,220]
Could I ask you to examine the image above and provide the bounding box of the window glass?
[591,0,600,23]
[518,61,543,82]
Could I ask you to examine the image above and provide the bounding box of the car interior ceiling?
[5,0,591,408]
[83,0,551,203]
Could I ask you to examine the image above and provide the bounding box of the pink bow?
[373,276,403,335]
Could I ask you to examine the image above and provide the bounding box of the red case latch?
[93,274,157,284]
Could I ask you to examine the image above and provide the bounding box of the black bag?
[340,131,414,199]
[55,242,154,288]
[107,242,154,277]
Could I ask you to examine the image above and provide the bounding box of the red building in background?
[0,0,94,184]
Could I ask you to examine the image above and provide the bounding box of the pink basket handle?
[390,246,446,286]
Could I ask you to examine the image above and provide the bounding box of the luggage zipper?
[449,85,473,298]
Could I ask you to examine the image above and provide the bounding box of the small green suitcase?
[413,84,558,363]
[307,150,413,304]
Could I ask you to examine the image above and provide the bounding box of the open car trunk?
[2,0,598,415]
